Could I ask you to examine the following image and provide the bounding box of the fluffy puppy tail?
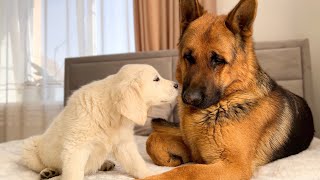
[20,135,45,172]
[151,118,181,136]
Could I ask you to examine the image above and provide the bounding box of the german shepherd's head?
[177,0,259,109]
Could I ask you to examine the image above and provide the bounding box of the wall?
[217,0,320,137]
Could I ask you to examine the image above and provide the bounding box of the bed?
[0,39,319,179]
[0,136,320,179]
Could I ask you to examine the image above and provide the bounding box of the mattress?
[0,136,320,180]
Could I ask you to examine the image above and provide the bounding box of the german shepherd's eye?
[211,52,226,66]
[183,52,195,64]
[153,76,160,82]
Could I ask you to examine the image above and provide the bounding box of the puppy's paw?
[99,160,115,171]
[40,168,60,179]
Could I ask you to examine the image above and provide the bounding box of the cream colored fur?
[20,64,178,180]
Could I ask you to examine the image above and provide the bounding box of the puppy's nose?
[174,83,179,89]
[182,89,203,106]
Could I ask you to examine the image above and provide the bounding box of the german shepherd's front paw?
[146,132,190,167]
[152,118,178,126]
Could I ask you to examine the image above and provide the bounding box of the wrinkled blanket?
[0,136,319,180]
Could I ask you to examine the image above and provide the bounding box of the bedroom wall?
[217,0,320,137]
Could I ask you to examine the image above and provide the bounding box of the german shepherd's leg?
[147,132,190,167]
[141,160,252,180]
[146,119,191,167]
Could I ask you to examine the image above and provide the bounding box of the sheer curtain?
[0,0,135,142]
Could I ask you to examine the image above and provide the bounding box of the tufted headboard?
[64,39,316,134]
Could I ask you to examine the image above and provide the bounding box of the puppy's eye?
[183,52,195,64]
[211,52,226,66]
[153,76,160,82]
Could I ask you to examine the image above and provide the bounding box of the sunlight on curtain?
[0,0,135,142]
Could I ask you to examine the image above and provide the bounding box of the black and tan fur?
[143,0,314,179]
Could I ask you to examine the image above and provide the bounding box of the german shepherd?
[143,0,314,179]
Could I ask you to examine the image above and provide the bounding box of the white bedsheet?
[0,136,319,180]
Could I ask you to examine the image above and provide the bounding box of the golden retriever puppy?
[21,64,178,180]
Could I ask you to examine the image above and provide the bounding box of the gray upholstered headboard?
[64,39,316,134]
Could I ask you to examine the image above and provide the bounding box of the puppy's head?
[113,64,178,125]
[138,65,179,106]
[177,0,258,109]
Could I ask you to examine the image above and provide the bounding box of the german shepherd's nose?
[182,89,203,107]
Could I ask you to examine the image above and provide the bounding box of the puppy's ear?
[225,0,257,37]
[179,0,205,35]
[113,79,148,126]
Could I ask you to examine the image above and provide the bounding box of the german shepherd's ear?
[179,0,205,35]
[225,0,257,37]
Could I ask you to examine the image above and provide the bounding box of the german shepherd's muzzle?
[182,65,222,109]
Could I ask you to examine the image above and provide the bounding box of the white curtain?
[0,0,135,142]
